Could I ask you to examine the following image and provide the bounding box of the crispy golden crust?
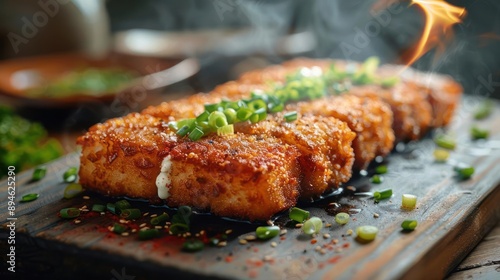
[294,95,394,170]
[236,114,355,198]
[167,134,301,221]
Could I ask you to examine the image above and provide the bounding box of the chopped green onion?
[60,208,80,219]
[454,165,475,180]
[284,111,298,122]
[176,125,191,137]
[471,126,489,140]
[236,108,253,121]
[21,193,39,202]
[375,165,388,174]
[373,189,392,202]
[371,175,383,184]
[168,121,178,131]
[169,223,189,235]
[401,194,417,210]
[223,108,237,124]
[216,124,234,136]
[188,127,204,141]
[302,217,323,235]
[248,99,267,111]
[356,225,378,241]
[334,212,350,225]
[434,134,456,150]
[204,103,220,113]
[32,166,47,181]
[91,204,106,212]
[138,229,160,240]
[196,111,210,122]
[120,208,141,220]
[182,240,205,252]
[106,203,116,214]
[111,223,126,234]
[380,76,400,88]
[289,207,310,223]
[151,213,169,225]
[256,226,280,240]
[401,220,418,231]
[178,205,192,218]
[433,149,450,162]
[473,100,493,120]
[208,111,228,128]
[115,200,132,212]
[63,167,78,182]
[63,183,83,199]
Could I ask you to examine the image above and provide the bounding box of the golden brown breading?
[77,113,302,221]
[236,113,355,198]
[294,95,394,170]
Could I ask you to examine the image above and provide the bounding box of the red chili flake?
[280,236,286,241]
[342,242,350,248]
[253,247,259,253]
[225,256,234,263]
[328,256,342,264]
[248,270,258,278]
[246,258,264,267]
[352,218,357,221]
[310,239,317,245]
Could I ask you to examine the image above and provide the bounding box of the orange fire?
[402,0,466,66]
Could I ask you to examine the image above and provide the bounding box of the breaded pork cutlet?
[293,95,394,170]
[236,113,355,198]
[77,113,302,221]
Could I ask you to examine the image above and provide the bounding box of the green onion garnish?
[60,208,80,219]
[138,229,161,240]
[373,188,392,202]
[106,203,116,214]
[473,100,493,120]
[256,226,280,240]
[32,166,46,181]
[334,212,350,225]
[223,108,237,124]
[302,217,323,235]
[21,193,39,202]
[356,225,378,241]
[433,149,450,162]
[236,108,253,121]
[176,125,191,137]
[111,223,126,234]
[182,240,205,252]
[454,166,475,180]
[371,175,383,184]
[375,165,388,174]
[289,207,310,223]
[471,126,489,140]
[380,76,400,88]
[91,204,106,212]
[115,199,132,212]
[188,127,204,141]
[434,134,456,150]
[284,111,298,122]
[169,223,189,235]
[204,103,220,113]
[63,167,78,182]
[120,208,141,220]
[401,194,417,210]
[401,220,418,231]
[63,183,83,199]
[151,213,169,226]
[216,124,234,136]
[208,111,228,128]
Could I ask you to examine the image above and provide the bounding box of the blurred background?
[0,0,499,171]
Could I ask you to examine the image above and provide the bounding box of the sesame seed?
[295,223,303,228]
[81,209,90,212]
[239,239,248,245]
[266,220,274,226]
[323,233,331,239]
[80,205,88,209]
[374,213,380,218]
[195,233,200,237]
[121,232,129,237]
[346,186,356,192]
[217,241,227,247]
[150,214,158,218]
[332,239,339,244]
[143,212,149,217]
[263,255,273,262]
[346,229,353,236]
[225,229,233,235]
[200,230,206,235]
[271,242,277,248]
[335,248,343,253]
[315,246,322,252]
[139,223,147,228]
[245,235,257,241]
[155,226,163,229]
[319,249,327,255]
[74,219,81,224]
[325,223,332,228]
[100,212,105,215]
[131,229,137,233]
[280,229,287,235]
[83,196,90,200]
[186,232,191,237]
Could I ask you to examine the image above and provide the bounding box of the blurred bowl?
[0,52,199,108]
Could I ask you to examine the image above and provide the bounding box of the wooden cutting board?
[1,96,500,280]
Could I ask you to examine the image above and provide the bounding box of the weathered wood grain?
[1,97,500,280]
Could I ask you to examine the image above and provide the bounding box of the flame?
[402,0,466,66]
